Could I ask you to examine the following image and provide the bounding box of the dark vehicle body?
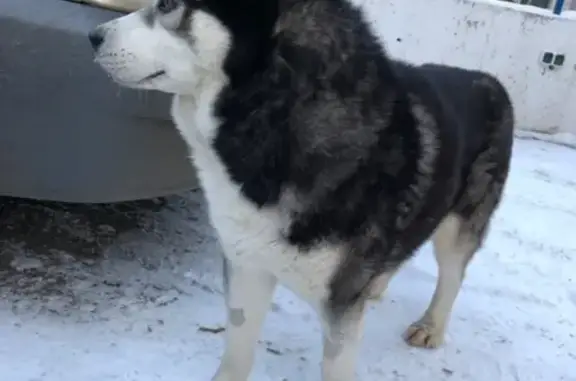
[0,0,196,203]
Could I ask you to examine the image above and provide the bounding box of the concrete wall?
[362,0,576,134]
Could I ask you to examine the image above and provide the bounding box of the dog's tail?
[476,73,515,178]
[453,74,515,243]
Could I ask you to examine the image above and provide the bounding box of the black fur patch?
[197,0,513,317]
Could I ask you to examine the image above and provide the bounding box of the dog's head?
[89,0,279,94]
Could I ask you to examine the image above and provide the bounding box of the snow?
[1,138,575,381]
[516,129,576,150]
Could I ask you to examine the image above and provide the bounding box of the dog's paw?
[403,321,445,349]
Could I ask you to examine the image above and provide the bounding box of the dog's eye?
[157,0,179,13]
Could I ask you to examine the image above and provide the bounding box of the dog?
[89,0,514,379]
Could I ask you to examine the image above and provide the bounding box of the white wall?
[362,0,576,134]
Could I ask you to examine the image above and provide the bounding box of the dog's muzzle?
[88,28,105,51]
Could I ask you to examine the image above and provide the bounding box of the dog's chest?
[171,95,281,261]
[171,95,342,304]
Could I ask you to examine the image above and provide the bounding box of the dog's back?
[418,63,513,165]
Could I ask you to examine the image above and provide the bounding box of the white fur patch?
[172,92,345,310]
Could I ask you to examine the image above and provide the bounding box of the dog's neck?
[171,71,228,143]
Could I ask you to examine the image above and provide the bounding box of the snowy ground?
[0,138,575,381]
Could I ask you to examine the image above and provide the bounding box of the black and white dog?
[90,0,514,379]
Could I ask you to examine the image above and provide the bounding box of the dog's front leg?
[321,302,366,381]
[212,258,277,381]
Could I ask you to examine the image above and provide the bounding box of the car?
[0,0,197,203]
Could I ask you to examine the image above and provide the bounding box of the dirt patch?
[0,196,166,260]
[0,190,217,319]
[0,196,168,313]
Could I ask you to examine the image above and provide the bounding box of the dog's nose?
[88,29,105,51]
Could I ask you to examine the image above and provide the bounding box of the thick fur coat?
[90,0,514,379]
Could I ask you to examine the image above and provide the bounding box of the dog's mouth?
[103,69,167,89]
[138,70,166,83]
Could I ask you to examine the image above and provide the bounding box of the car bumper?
[0,0,197,203]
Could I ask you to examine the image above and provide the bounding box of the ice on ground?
[0,138,575,381]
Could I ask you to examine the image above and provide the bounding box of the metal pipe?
[554,0,565,15]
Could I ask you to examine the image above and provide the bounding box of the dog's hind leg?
[321,301,367,381]
[212,258,277,381]
[404,73,512,349]
[404,214,479,348]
